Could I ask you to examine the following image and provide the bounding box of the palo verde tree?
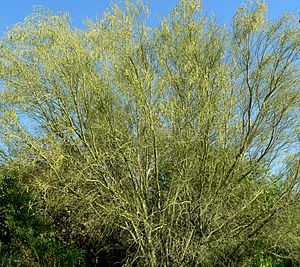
[0,0,300,266]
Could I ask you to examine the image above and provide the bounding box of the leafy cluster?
[0,0,299,266]
[0,167,85,266]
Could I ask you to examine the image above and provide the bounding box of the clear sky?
[0,0,299,35]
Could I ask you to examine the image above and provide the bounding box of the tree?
[0,0,299,266]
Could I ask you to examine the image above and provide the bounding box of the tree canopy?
[0,0,299,266]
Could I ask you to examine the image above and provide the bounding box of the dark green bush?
[0,172,85,266]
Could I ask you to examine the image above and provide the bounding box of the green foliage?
[0,170,85,266]
[0,0,299,266]
[250,255,292,267]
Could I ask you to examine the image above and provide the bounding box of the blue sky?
[0,0,299,35]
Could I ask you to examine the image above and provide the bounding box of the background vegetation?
[0,0,299,266]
